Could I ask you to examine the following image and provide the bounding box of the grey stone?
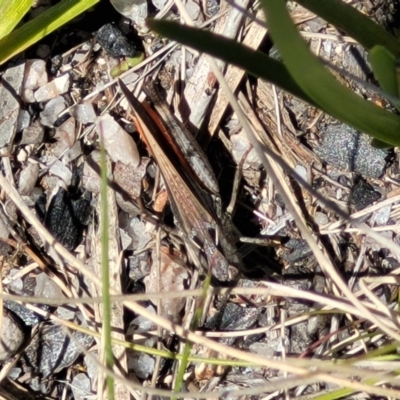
[315,124,388,178]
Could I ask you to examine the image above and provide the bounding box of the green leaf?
[369,45,398,98]
[0,0,99,65]
[296,0,400,57]
[147,20,316,105]
[0,0,32,40]
[149,17,400,146]
[371,138,392,149]
[260,0,400,146]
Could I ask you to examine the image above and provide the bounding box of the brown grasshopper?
[119,80,240,281]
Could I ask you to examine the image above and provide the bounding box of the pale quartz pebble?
[82,150,102,193]
[17,110,31,132]
[294,165,307,182]
[71,103,96,124]
[129,218,153,250]
[145,250,188,320]
[121,72,139,85]
[84,353,98,382]
[16,145,35,163]
[128,353,155,379]
[71,373,91,400]
[22,59,48,102]
[120,228,132,250]
[127,305,156,334]
[49,158,72,185]
[35,272,64,299]
[111,0,148,27]
[62,141,82,163]
[40,96,66,127]
[231,131,261,169]
[71,51,86,64]
[314,211,329,226]
[0,310,25,361]
[53,117,76,156]
[21,120,45,145]
[96,114,139,166]
[56,306,76,320]
[185,0,200,20]
[152,0,168,10]
[16,147,29,163]
[7,270,24,293]
[0,62,24,148]
[18,162,39,196]
[34,73,70,102]
[8,368,21,381]
[374,204,392,226]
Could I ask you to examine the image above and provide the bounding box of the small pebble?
[314,211,329,225]
[17,110,31,132]
[350,179,381,210]
[373,204,391,226]
[71,373,91,400]
[128,352,155,379]
[71,103,96,124]
[0,309,25,361]
[22,59,48,103]
[35,74,70,102]
[21,120,44,145]
[40,96,66,127]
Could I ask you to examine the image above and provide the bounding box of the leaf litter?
[0,0,400,399]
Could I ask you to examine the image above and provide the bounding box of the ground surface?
[1,0,400,399]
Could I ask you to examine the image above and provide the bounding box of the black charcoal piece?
[94,23,136,58]
[315,124,388,178]
[351,179,381,211]
[36,188,90,251]
[22,323,94,378]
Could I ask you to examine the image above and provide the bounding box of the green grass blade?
[99,139,115,400]
[368,45,399,148]
[370,45,399,98]
[261,0,400,146]
[296,0,400,57]
[147,19,316,105]
[149,18,400,145]
[0,0,32,40]
[0,0,99,65]
[173,274,212,398]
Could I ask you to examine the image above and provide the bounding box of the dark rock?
[94,23,136,58]
[315,123,388,178]
[21,323,94,378]
[36,188,90,251]
[4,301,49,327]
[350,178,381,210]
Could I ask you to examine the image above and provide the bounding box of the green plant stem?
[173,274,212,398]
[100,139,114,400]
